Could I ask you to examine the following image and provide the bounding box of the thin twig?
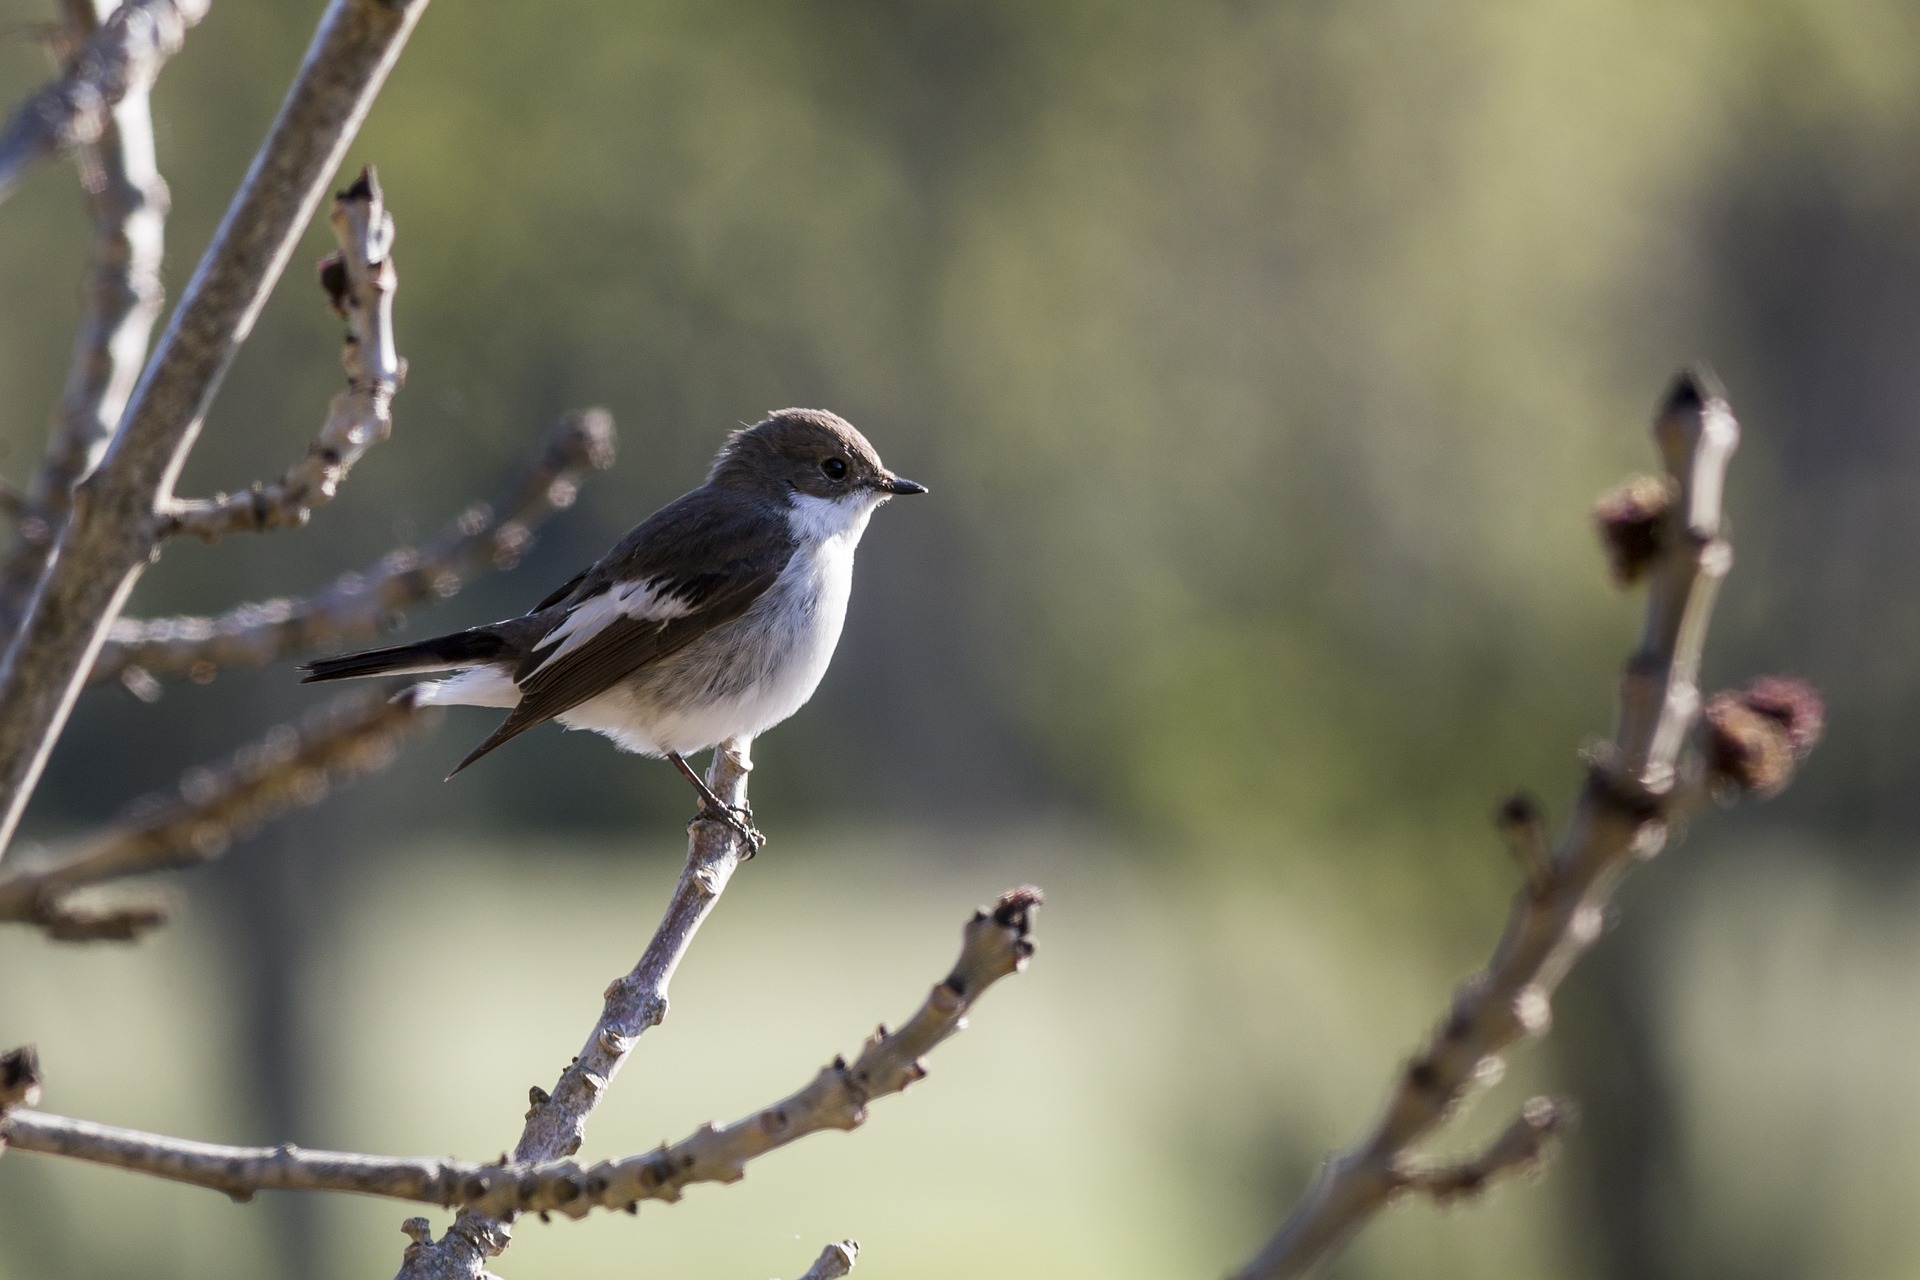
[0,688,437,939]
[395,740,760,1279]
[1390,1097,1571,1206]
[0,0,430,863]
[1233,372,1820,1279]
[160,167,402,541]
[0,0,205,204]
[89,408,615,686]
[793,1240,860,1280]
[0,0,172,637]
[0,886,1040,1216]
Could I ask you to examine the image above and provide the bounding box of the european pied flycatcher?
[301,409,924,845]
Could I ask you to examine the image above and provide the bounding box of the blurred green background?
[3,0,1919,1276]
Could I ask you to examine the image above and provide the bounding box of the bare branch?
[0,689,437,938]
[0,0,205,204]
[1233,372,1822,1280]
[794,1240,860,1280]
[0,887,1038,1220]
[89,408,615,686]
[0,0,430,863]
[161,167,403,541]
[0,0,172,636]
[438,885,1046,1220]
[1390,1097,1570,1206]
[397,741,761,1279]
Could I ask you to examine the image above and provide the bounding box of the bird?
[300,408,925,847]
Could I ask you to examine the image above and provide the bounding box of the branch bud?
[1,1045,42,1111]
[1702,676,1825,799]
[1593,475,1677,585]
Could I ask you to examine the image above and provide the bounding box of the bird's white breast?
[552,489,883,755]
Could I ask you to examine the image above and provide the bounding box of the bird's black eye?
[820,457,848,481]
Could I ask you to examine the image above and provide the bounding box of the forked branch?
[0,0,206,204]
[0,0,429,863]
[89,409,615,687]
[1232,372,1823,1279]
[0,888,1040,1221]
[161,167,403,541]
[0,689,437,939]
[397,740,761,1278]
[0,0,173,633]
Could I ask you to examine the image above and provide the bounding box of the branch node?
[796,1240,861,1280]
[1,1045,42,1112]
[1593,474,1677,586]
[1493,793,1553,892]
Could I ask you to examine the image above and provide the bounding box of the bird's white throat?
[786,489,884,547]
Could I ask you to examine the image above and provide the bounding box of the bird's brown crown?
[707,409,893,500]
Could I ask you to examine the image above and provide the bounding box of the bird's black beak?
[878,473,927,495]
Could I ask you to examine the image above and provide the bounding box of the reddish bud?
[1703,677,1824,798]
[1594,475,1678,585]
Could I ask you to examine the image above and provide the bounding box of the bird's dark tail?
[300,627,511,684]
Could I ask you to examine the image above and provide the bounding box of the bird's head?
[708,409,926,505]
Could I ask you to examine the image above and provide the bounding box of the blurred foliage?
[3,0,1920,1277]
[1,0,1916,858]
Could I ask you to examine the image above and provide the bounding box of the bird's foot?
[689,802,764,854]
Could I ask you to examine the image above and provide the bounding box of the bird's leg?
[667,751,764,852]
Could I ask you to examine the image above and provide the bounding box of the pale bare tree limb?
[1232,372,1824,1280]
[397,741,761,1279]
[88,408,615,687]
[0,688,437,939]
[0,885,1040,1219]
[160,167,402,541]
[792,1240,859,1280]
[0,0,173,636]
[0,0,205,204]
[0,0,430,863]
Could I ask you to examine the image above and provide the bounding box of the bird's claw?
[690,803,765,854]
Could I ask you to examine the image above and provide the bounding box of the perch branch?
[0,886,1039,1216]
[395,741,761,1280]
[1233,372,1821,1279]
[439,884,1046,1221]
[89,408,614,686]
[0,0,429,863]
[0,0,172,633]
[0,0,205,204]
[160,167,402,541]
[0,688,436,939]
[794,1240,860,1280]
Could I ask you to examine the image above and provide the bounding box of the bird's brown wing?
[448,489,793,774]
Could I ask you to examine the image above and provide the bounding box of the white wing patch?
[529,577,693,674]
[415,666,521,708]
